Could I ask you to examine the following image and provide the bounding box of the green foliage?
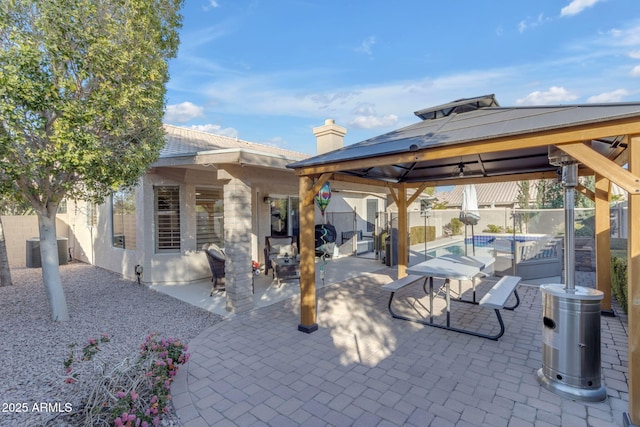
[536,179,564,209]
[450,217,463,235]
[483,224,504,233]
[575,214,595,238]
[516,181,531,208]
[410,226,435,245]
[0,0,184,210]
[534,177,595,210]
[611,256,628,314]
[375,230,387,251]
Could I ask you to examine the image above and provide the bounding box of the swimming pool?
[424,241,493,258]
[423,234,551,258]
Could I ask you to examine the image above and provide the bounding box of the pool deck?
[160,249,630,427]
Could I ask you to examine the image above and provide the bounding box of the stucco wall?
[2,215,71,268]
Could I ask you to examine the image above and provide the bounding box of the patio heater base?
[536,368,606,402]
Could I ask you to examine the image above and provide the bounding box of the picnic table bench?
[382,255,521,340]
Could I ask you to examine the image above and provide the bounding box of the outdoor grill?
[535,157,606,402]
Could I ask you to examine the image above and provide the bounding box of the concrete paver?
[172,264,629,426]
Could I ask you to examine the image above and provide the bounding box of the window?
[269,196,299,237]
[366,199,378,232]
[196,187,224,249]
[155,186,180,252]
[86,202,97,227]
[57,199,67,214]
[112,188,137,249]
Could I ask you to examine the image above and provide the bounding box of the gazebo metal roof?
[288,97,639,186]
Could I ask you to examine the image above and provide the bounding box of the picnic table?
[382,255,521,340]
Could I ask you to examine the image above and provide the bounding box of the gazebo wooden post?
[298,175,318,333]
[595,173,613,314]
[627,135,640,425]
[397,183,408,278]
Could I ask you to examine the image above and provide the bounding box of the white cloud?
[349,114,399,129]
[630,50,640,59]
[203,0,219,11]
[631,65,640,76]
[355,36,376,56]
[561,0,602,17]
[606,25,640,47]
[348,104,398,129]
[190,124,238,138]
[515,86,579,105]
[164,102,205,122]
[518,13,551,33]
[587,89,629,103]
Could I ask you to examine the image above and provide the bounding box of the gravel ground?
[0,262,223,426]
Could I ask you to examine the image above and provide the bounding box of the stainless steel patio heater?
[536,147,606,402]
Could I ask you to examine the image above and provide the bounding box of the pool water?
[425,242,493,258]
[423,234,547,259]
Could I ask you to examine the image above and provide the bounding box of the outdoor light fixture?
[263,196,271,204]
[134,265,143,284]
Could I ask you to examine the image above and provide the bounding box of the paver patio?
[171,264,629,426]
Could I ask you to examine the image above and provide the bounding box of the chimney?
[313,119,347,154]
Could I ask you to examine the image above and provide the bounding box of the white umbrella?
[460,184,480,255]
[460,184,480,225]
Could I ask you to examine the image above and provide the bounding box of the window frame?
[154,186,181,253]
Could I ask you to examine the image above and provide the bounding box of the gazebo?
[288,95,640,425]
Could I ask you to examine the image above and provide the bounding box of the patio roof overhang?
[153,147,304,171]
[288,98,640,424]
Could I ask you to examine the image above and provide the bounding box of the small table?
[271,257,300,285]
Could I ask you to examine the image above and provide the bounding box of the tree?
[0,216,11,286]
[536,178,564,209]
[0,0,184,320]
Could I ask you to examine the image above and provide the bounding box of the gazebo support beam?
[298,175,318,333]
[397,183,408,278]
[627,135,640,425]
[595,173,612,314]
[558,142,640,194]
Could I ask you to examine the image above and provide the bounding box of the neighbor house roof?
[155,124,309,169]
[436,181,538,208]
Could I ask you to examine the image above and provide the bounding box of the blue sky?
[164,0,640,155]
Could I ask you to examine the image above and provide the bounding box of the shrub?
[611,256,628,314]
[483,224,504,233]
[410,226,435,245]
[450,218,463,235]
[63,333,190,426]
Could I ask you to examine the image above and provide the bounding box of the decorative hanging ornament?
[314,181,332,217]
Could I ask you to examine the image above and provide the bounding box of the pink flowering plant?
[62,333,190,427]
[64,334,111,384]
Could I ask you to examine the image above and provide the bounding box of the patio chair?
[264,236,298,276]
[203,243,226,295]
